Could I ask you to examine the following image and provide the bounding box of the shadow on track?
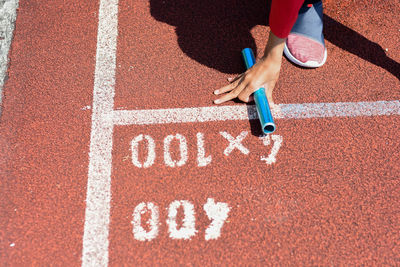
[150,0,399,79]
[150,0,271,74]
[150,0,399,135]
[323,16,400,80]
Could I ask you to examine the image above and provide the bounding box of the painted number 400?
[132,198,230,241]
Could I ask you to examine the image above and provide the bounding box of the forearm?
[262,31,286,63]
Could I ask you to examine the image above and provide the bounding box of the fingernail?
[214,99,220,104]
[214,90,219,95]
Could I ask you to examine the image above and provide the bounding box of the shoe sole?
[283,43,327,68]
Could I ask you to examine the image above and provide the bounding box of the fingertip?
[238,93,250,103]
[213,90,219,95]
[213,99,221,104]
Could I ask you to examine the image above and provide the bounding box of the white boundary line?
[82,0,118,266]
[113,100,400,125]
[0,0,20,110]
[82,0,400,266]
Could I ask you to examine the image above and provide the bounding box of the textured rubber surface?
[1,0,399,266]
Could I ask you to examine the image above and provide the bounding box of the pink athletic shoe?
[284,1,327,68]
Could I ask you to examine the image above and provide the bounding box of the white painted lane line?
[82,0,118,266]
[113,105,252,125]
[279,101,400,119]
[112,100,400,125]
[0,0,20,107]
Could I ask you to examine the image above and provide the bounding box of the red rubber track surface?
[1,0,399,266]
[0,1,98,265]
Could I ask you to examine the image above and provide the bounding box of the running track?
[1,0,399,266]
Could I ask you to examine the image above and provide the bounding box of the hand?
[213,56,281,105]
[213,31,286,105]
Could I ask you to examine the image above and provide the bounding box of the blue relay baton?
[241,48,276,134]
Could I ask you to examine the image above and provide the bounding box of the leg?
[284,0,327,68]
